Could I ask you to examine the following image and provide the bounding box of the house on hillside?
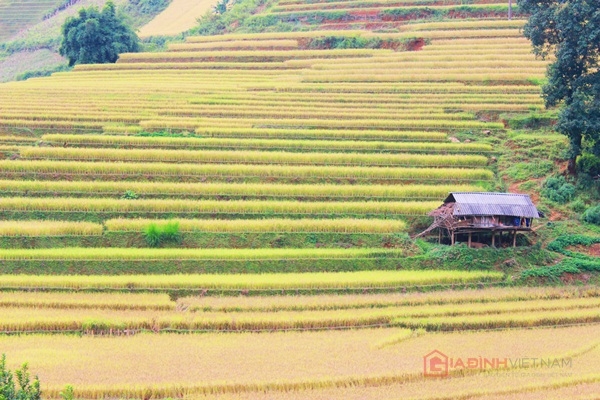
[415,192,542,248]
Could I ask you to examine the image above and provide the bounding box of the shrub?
[15,65,71,82]
[213,0,229,14]
[541,176,575,204]
[307,36,383,50]
[547,235,600,255]
[506,112,556,129]
[582,205,600,225]
[0,354,41,400]
[60,386,74,400]
[520,264,580,280]
[569,198,587,213]
[121,190,139,200]
[577,153,600,177]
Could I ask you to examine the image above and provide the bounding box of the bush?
[577,153,600,177]
[520,263,580,280]
[16,65,71,81]
[524,235,600,282]
[307,36,382,49]
[213,0,229,14]
[506,112,557,129]
[569,198,587,213]
[583,205,600,225]
[60,386,74,400]
[121,190,139,200]
[541,176,576,204]
[143,221,180,247]
[0,354,41,400]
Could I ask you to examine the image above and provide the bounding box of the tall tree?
[60,1,140,66]
[518,0,600,174]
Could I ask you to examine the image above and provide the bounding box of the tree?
[518,0,600,174]
[59,1,140,66]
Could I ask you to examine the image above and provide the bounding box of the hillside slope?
[0,0,169,82]
[0,20,544,238]
[0,1,599,398]
[138,0,218,37]
[0,0,62,41]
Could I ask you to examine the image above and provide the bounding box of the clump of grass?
[143,221,180,247]
[121,190,139,200]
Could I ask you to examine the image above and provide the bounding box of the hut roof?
[440,192,541,218]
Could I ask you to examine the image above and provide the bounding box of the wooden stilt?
[491,232,495,248]
[468,232,472,248]
[513,230,517,247]
[438,229,442,244]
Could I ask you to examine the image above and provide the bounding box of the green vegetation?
[577,153,600,177]
[541,176,575,204]
[583,206,600,226]
[143,220,181,247]
[505,112,556,130]
[305,36,414,50]
[122,0,172,26]
[0,354,41,400]
[15,64,71,82]
[519,0,600,174]
[59,2,141,66]
[521,235,600,281]
[193,0,274,36]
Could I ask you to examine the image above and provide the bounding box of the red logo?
[423,350,449,377]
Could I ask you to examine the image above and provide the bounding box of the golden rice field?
[1,287,600,333]
[0,322,599,398]
[0,270,503,290]
[105,218,409,232]
[0,180,484,200]
[3,295,600,334]
[0,10,591,399]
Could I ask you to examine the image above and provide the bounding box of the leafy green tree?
[518,0,600,174]
[0,354,41,400]
[59,1,140,66]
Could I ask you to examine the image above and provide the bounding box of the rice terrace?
[0,0,599,398]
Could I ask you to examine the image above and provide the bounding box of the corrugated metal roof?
[443,192,540,218]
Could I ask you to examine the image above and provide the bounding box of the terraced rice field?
[0,288,599,398]
[1,9,596,399]
[0,0,62,41]
[0,21,537,247]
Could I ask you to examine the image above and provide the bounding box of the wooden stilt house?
[416,192,542,247]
